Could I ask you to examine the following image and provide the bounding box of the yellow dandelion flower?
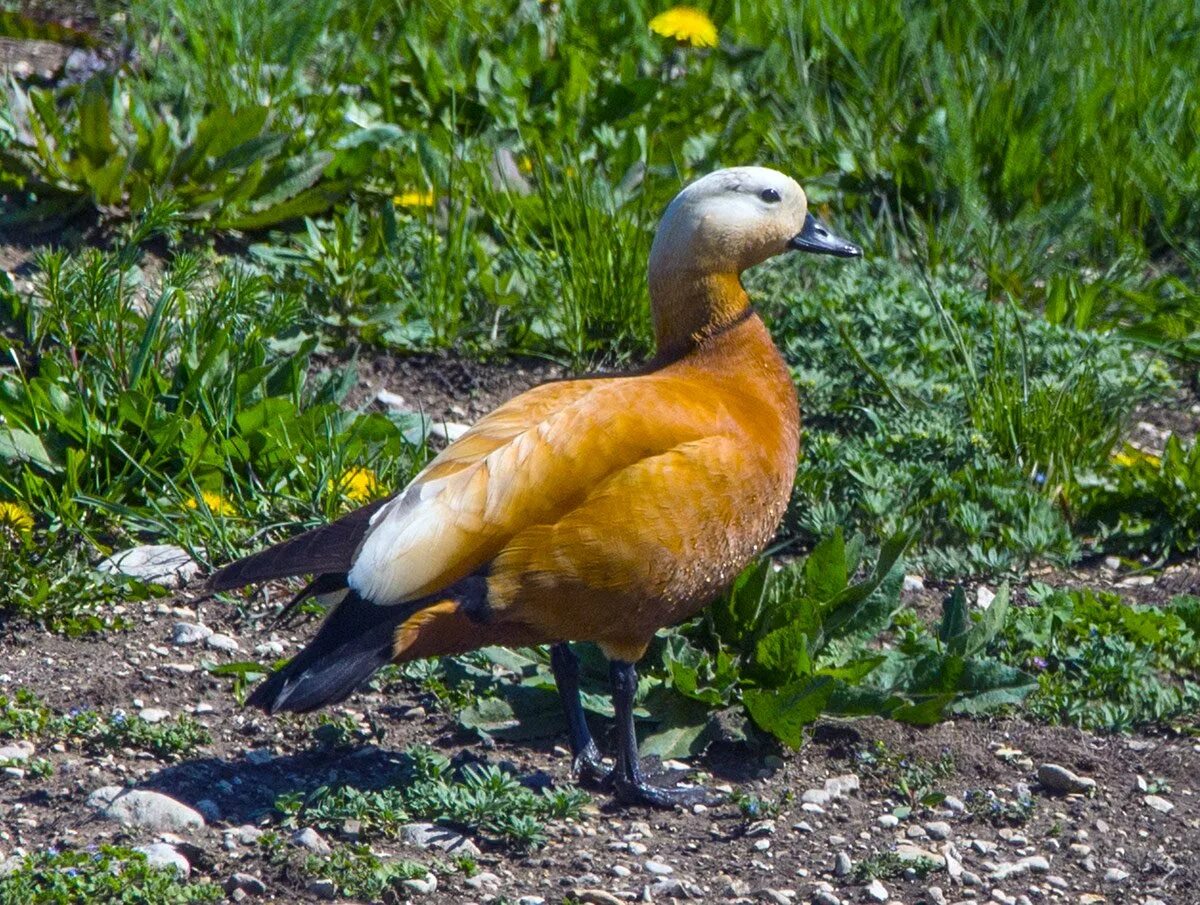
[0,501,34,538]
[393,190,435,208]
[518,155,533,174]
[1112,445,1161,469]
[330,467,383,504]
[649,6,718,48]
[185,490,236,516]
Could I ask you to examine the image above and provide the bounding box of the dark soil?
[0,571,1197,905]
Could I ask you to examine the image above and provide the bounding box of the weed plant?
[0,845,221,904]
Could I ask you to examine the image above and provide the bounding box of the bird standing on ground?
[209,166,862,806]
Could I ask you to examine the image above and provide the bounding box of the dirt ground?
[1,583,1197,905]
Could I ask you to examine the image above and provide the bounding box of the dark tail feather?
[247,589,422,714]
[209,498,390,592]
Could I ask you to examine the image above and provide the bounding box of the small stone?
[628,841,648,856]
[813,892,841,905]
[291,827,331,855]
[205,633,240,653]
[906,824,928,839]
[1143,795,1174,814]
[903,575,925,592]
[925,821,953,840]
[824,774,861,797]
[224,873,267,896]
[400,822,482,856]
[866,879,888,902]
[402,873,438,895]
[464,871,501,890]
[942,795,966,813]
[926,887,947,905]
[244,749,272,765]
[99,545,199,588]
[430,421,471,442]
[976,586,996,609]
[0,742,34,762]
[834,852,852,877]
[254,641,285,657]
[895,844,946,869]
[1037,764,1097,795]
[307,878,337,900]
[1103,867,1129,883]
[3,767,25,780]
[134,843,189,878]
[575,892,623,905]
[88,786,205,833]
[375,389,408,410]
[610,865,632,878]
[877,814,900,828]
[802,788,832,806]
[758,890,791,905]
[171,623,212,646]
[139,708,170,724]
[746,819,776,837]
[645,860,673,876]
[515,897,544,905]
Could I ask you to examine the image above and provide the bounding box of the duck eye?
[760,188,781,204]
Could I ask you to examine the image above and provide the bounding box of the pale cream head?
[649,166,810,279]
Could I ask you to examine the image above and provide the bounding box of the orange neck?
[649,270,751,360]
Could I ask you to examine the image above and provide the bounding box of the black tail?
[247,589,421,714]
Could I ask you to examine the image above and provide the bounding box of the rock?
[402,873,438,895]
[903,574,925,592]
[647,880,702,899]
[865,879,888,902]
[610,865,631,878]
[205,633,240,653]
[254,641,284,657]
[2,767,24,780]
[1144,795,1174,814]
[989,856,1050,881]
[375,389,408,410]
[88,786,205,833]
[99,545,199,588]
[196,799,221,822]
[0,741,34,762]
[976,586,996,609]
[942,795,966,813]
[515,896,545,905]
[576,892,623,905]
[824,774,861,797]
[134,843,189,878]
[430,421,471,442]
[645,859,673,875]
[307,878,337,900]
[291,827,331,855]
[1104,868,1129,883]
[746,819,776,837]
[1037,763,1097,795]
[399,822,482,856]
[926,886,947,905]
[925,821,953,840]
[465,871,502,889]
[801,788,832,806]
[139,708,170,724]
[895,844,946,869]
[834,852,852,876]
[758,890,790,905]
[171,622,212,645]
[627,840,648,856]
[224,873,267,896]
[813,892,841,905]
[877,814,900,828]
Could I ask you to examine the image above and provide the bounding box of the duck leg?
[550,643,605,781]
[608,659,720,808]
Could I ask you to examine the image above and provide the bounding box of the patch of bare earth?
[0,572,1195,905]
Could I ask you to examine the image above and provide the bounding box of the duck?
[209,166,862,807]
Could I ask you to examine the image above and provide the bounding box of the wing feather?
[346,374,735,604]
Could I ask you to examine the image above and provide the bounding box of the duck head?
[648,166,861,355]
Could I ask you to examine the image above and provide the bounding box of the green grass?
[0,689,211,759]
[275,745,589,849]
[0,845,221,904]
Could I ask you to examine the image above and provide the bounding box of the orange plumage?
[210,166,861,805]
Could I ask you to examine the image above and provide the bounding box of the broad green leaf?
[0,428,58,472]
[743,676,835,749]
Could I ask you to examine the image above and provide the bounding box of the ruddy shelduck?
[210,166,862,806]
